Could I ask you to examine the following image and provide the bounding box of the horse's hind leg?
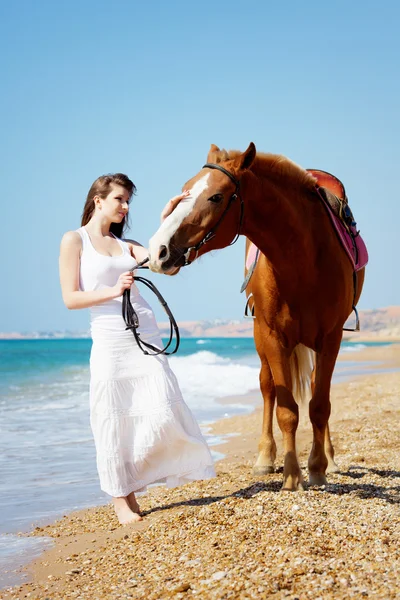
[325,423,339,473]
[253,359,277,475]
[308,333,342,485]
[311,367,339,473]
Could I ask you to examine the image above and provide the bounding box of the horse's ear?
[236,142,256,171]
[207,144,221,162]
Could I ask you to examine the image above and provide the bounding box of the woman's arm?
[125,239,149,264]
[59,231,133,309]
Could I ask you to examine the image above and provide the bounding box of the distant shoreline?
[0,333,91,340]
[1,305,400,340]
[2,333,400,343]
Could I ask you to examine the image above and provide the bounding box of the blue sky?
[1,0,399,333]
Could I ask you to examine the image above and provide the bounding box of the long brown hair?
[81,173,137,238]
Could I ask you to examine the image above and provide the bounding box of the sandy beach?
[2,344,399,600]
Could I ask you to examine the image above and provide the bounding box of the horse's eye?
[209,193,223,204]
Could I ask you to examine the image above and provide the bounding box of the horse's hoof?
[309,473,328,486]
[326,462,340,474]
[281,474,304,491]
[252,465,275,476]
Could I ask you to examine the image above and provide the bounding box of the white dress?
[77,227,215,497]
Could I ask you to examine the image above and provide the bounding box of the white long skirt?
[89,293,215,497]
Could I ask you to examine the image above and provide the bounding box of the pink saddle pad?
[246,243,259,270]
[316,189,368,271]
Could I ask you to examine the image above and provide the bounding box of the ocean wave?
[340,343,367,353]
[2,350,260,416]
[169,351,259,406]
[0,534,54,588]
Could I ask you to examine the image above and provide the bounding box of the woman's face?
[96,183,131,222]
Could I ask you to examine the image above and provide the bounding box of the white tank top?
[76,226,139,321]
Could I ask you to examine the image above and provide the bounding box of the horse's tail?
[290,344,315,404]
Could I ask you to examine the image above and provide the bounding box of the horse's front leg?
[253,359,277,475]
[267,341,303,491]
[308,333,342,485]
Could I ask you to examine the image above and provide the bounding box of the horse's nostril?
[159,245,168,260]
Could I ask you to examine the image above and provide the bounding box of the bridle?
[182,163,244,266]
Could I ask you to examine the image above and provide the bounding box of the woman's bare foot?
[113,496,142,525]
[127,491,141,515]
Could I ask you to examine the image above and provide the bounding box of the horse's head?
[148,142,256,274]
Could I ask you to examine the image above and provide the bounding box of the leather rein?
[122,258,180,356]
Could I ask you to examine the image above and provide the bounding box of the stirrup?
[343,305,360,332]
[244,293,256,319]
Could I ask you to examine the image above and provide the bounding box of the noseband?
[182,163,244,266]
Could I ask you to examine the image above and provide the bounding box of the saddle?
[308,169,368,272]
[308,169,353,228]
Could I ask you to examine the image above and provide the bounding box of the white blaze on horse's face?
[148,173,210,272]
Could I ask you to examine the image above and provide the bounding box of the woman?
[59,173,215,525]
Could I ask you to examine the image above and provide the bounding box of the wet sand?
[2,345,400,599]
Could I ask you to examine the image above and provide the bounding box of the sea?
[0,337,392,587]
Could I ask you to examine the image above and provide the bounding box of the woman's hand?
[112,271,134,297]
[160,190,191,222]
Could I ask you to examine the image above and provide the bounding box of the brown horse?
[148,143,365,490]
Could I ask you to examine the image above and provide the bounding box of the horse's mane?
[227,150,317,190]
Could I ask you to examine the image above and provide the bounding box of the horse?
[148,143,366,490]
